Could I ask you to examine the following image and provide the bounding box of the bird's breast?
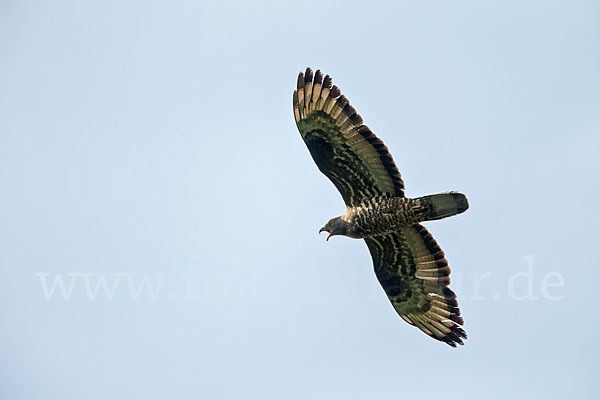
[345,197,425,238]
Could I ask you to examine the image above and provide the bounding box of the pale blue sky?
[1,1,599,399]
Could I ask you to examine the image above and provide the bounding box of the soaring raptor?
[293,68,469,347]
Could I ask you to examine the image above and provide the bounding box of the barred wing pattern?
[365,224,466,347]
[293,68,404,207]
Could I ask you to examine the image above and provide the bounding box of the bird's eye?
[329,221,335,227]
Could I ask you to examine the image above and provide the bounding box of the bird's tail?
[417,192,469,221]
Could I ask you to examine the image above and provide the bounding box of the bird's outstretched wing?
[293,67,404,207]
[364,224,467,347]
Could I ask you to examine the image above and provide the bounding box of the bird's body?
[344,196,428,238]
[293,68,470,347]
[338,193,468,239]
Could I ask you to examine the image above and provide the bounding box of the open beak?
[319,227,333,241]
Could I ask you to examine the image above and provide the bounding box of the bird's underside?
[342,194,468,239]
[293,67,469,347]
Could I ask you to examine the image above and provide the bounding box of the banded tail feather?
[418,192,469,221]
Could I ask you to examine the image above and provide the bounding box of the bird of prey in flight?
[293,68,469,347]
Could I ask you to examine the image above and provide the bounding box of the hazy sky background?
[1,1,599,399]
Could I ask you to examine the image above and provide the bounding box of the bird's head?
[319,217,347,241]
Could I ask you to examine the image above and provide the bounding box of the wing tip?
[323,74,332,89]
[314,69,323,85]
[441,325,468,347]
[330,85,341,98]
[297,72,304,90]
[304,67,313,83]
